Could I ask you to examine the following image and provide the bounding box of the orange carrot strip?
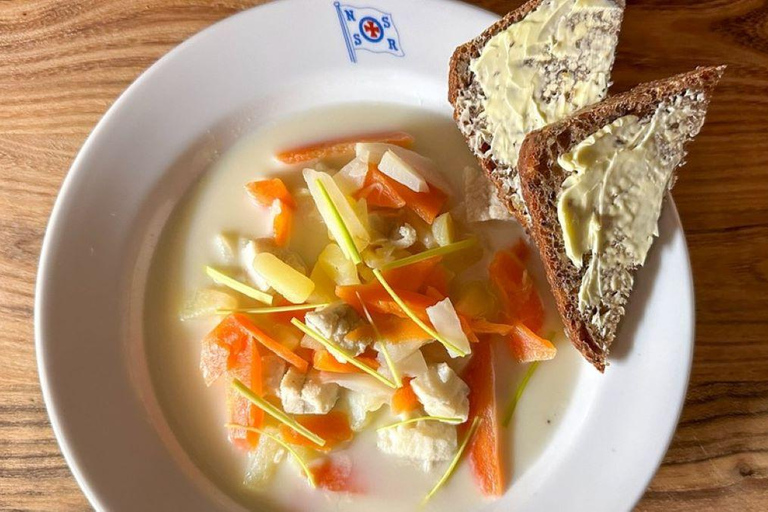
[364,168,447,224]
[469,318,514,336]
[421,263,453,296]
[312,349,379,374]
[200,315,250,386]
[273,202,293,247]
[246,178,296,209]
[355,163,406,208]
[276,131,414,164]
[346,314,433,344]
[278,411,352,452]
[461,339,503,496]
[507,323,557,363]
[232,313,309,372]
[391,377,420,415]
[489,248,545,334]
[227,342,264,449]
[310,456,363,493]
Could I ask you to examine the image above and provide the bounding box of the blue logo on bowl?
[334,2,405,63]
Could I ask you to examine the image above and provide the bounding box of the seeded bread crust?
[518,66,725,372]
[448,0,626,229]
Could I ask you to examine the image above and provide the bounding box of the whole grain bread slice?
[518,66,725,371]
[448,0,626,229]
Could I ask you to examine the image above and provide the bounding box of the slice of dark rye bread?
[448,0,626,229]
[518,66,725,372]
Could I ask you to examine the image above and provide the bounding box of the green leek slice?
[290,318,397,389]
[315,179,362,264]
[380,238,477,270]
[231,378,325,446]
[224,424,316,488]
[372,269,468,357]
[205,266,273,304]
[423,416,481,504]
[215,303,329,315]
[501,361,540,427]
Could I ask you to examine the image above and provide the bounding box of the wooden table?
[1,0,766,510]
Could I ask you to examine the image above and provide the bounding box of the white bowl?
[35,0,694,510]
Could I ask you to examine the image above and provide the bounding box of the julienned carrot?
[276,131,414,164]
[313,349,379,374]
[246,178,296,209]
[227,342,264,449]
[469,318,514,336]
[273,201,293,247]
[507,323,557,363]
[489,248,545,333]
[336,284,439,320]
[360,168,447,224]
[421,263,453,296]
[200,314,250,386]
[356,163,406,208]
[461,339,503,496]
[345,314,433,344]
[391,377,420,415]
[278,411,353,452]
[232,314,309,372]
[310,456,363,493]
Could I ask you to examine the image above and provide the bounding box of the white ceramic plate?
[35,0,695,510]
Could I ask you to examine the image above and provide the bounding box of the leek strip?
[224,424,316,488]
[205,266,273,304]
[315,179,362,264]
[380,238,476,270]
[372,269,468,357]
[357,295,402,388]
[422,417,481,504]
[290,318,397,389]
[231,378,325,446]
[215,303,329,315]
[501,361,540,427]
[377,416,464,431]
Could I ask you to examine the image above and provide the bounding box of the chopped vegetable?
[232,378,326,446]
[431,212,455,247]
[373,269,468,357]
[469,318,514,335]
[305,169,367,264]
[229,424,316,488]
[250,252,315,304]
[356,163,406,208]
[309,260,338,302]
[272,200,293,247]
[317,243,360,286]
[246,178,296,209]
[313,349,379,374]
[205,266,273,304]
[345,314,433,345]
[377,415,464,431]
[217,303,328,315]
[336,283,438,320]
[507,323,556,363]
[232,314,309,372]
[380,238,476,270]
[227,342,264,448]
[358,298,402,386]
[391,377,420,415]
[489,248,545,333]
[276,131,414,164]
[310,455,362,493]
[291,318,397,389]
[425,298,472,358]
[200,315,250,386]
[333,157,368,195]
[422,416,481,504]
[502,362,540,427]
[278,411,352,452]
[378,150,429,192]
[422,264,453,297]
[462,340,503,496]
[181,288,238,320]
[362,168,447,224]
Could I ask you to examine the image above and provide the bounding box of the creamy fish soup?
[145,103,581,512]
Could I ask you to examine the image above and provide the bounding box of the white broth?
[144,103,583,512]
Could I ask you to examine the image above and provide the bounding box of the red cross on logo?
[363,20,381,39]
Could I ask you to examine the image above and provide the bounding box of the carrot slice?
[346,314,433,344]
[336,284,439,320]
[361,168,447,224]
[421,263,453,296]
[278,411,353,452]
[200,315,250,386]
[232,313,309,372]
[246,178,296,209]
[273,201,293,247]
[356,163,406,208]
[310,455,363,493]
[227,342,264,449]
[489,248,545,333]
[461,339,503,496]
[469,318,514,336]
[507,323,556,363]
[392,377,420,415]
[276,131,414,164]
[312,349,379,374]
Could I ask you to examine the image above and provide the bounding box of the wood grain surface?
[1,0,766,510]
